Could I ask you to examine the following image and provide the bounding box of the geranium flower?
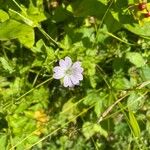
[53,57,83,87]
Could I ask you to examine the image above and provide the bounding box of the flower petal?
[74,73,83,81]
[64,57,72,68]
[72,61,81,67]
[59,57,72,70]
[72,61,84,73]
[59,59,67,69]
[70,75,80,85]
[63,75,74,87]
[53,66,63,73]
[53,71,65,79]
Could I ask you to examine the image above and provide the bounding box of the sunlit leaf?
[82,122,108,139]
[0,19,34,48]
[0,9,9,22]
[126,52,145,67]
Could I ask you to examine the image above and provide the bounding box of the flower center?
[66,67,73,75]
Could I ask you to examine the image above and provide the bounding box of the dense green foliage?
[0,0,150,149]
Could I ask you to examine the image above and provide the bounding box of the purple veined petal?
[53,71,65,79]
[72,61,81,68]
[59,59,67,69]
[59,57,72,70]
[70,75,80,85]
[53,66,63,73]
[63,75,74,87]
[72,62,84,73]
[53,66,65,79]
[73,73,83,81]
[75,66,84,73]
[64,57,72,68]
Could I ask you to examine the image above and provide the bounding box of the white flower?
[53,57,83,87]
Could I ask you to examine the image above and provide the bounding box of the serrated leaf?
[31,39,45,53]
[82,122,108,139]
[27,0,46,24]
[83,91,99,106]
[94,93,107,117]
[112,77,131,90]
[61,99,79,122]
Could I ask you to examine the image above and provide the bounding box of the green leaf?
[82,122,108,139]
[103,12,122,33]
[94,101,102,117]
[126,52,145,67]
[0,57,14,73]
[139,65,150,88]
[61,99,79,123]
[0,19,34,48]
[98,0,107,5]
[128,110,141,137]
[112,77,131,90]
[94,93,107,117]
[0,76,10,87]
[27,0,46,24]
[83,91,99,106]
[124,22,150,37]
[128,0,135,4]
[27,135,39,144]
[0,135,7,150]
[31,39,45,53]
[127,92,144,111]
[128,0,139,4]
[52,6,72,23]
[0,9,9,22]
[72,0,106,17]
[61,35,72,50]
[139,66,150,81]
[96,25,109,43]
[114,122,129,136]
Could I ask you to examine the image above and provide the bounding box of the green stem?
[105,32,135,46]
[11,0,63,48]
[37,25,63,48]
[15,77,53,104]
[3,77,53,110]
[26,105,94,150]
